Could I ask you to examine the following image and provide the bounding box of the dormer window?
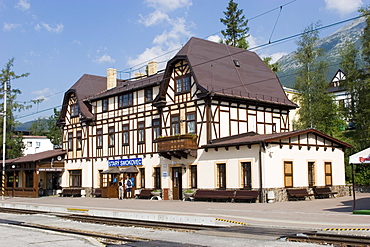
[175,75,191,94]
[71,103,79,117]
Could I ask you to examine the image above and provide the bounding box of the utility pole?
[2,79,7,200]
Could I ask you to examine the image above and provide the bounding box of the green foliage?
[293,22,343,135]
[263,56,280,73]
[29,118,49,136]
[46,108,62,148]
[220,0,249,49]
[0,58,41,159]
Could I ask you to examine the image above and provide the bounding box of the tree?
[220,0,250,49]
[293,23,342,135]
[29,117,49,136]
[263,56,280,73]
[46,108,62,148]
[0,58,40,159]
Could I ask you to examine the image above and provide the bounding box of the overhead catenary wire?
[14,11,369,120]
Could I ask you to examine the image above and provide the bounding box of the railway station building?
[58,37,351,202]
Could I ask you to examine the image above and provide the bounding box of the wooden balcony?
[155,134,198,159]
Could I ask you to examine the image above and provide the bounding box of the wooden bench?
[233,190,259,203]
[313,187,338,199]
[91,188,102,197]
[193,190,235,202]
[136,189,154,199]
[59,188,82,197]
[287,188,313,201]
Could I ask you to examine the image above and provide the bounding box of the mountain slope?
[277,17,366,88]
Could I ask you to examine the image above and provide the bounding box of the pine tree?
[46,108,62,148]
[0,58,36,159]
[293,23,342,135]
[220,0,249,49]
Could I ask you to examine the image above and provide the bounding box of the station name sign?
[108,158,142,167]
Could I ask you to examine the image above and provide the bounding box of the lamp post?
[1,79,7,200]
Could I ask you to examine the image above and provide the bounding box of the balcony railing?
[155,134,198,159]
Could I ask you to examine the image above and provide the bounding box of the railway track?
[285,232,370,246]
[2,207,370,246]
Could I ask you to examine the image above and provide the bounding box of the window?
[175,75,191,93]
[138,121,145,143]
[71,103,79,117]
[308,162,315,187]
[153,119,161,139]
[154,167,161,189]
[241,162,252,189]
[25,170,33,188]
[171,115,180,135]
[102,99,109,112]
[190,165,197,189]
[325,162,332,186]
[108,127,115,147]
[186,112,196,134]
[76,131,82,150]
[27,141,32,147]
[97,129,103,148]
[217,163,226,189]
[139,168,145,188]
[69,170,82,187]
[119,93,133,108]
[284,161,293,188]
[122,124,129,145]
[36,142,41,147]
[145,88,153,102]
[68,132,73,151]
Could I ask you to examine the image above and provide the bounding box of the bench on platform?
[287,188,313,201]
[91,188,102,197]
[193,189,235,202]
[233,190,259,203]
[59,188,82,197]
[313,187,338,199]
[136,189,154,199]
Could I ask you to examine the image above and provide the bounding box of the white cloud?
[93,54,116,64]
[207,35,221,43]
[32,88,52,101]
[145,0,192,12]
[15,0,30,10]
[268,52,288,63]
[139,10,169,27]
[153,17,192,45]
[35,22,64,33]
[3,22,20,31]
[325,0,363,16]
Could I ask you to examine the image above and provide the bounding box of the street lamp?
[2,80,8,200]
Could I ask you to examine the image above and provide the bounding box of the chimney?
[107,68,117,90]
[147,61,158,76]
[134,72,146,80]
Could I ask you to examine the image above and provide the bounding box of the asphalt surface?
[0,192,369,231]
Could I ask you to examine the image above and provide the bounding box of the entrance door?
[107,174,119,198]
[172,167,182,200]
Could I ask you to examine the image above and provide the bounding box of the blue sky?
[1,0,368,123]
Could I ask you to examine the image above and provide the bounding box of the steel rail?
[286,232,370,246]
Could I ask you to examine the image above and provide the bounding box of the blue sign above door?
[108,158,142,167]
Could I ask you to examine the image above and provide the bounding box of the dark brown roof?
[202,128,351,149]
[89,73,163,101]
[174,37,296,108]
[6,149,66,164]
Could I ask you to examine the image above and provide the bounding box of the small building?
[58,37,351,201]
[22,135,54,155]
[4,149,65,197]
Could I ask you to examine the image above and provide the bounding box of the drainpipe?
[258,141,265,203]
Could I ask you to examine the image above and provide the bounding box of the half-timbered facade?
[59,37,350,202]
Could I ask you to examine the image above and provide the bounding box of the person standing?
[125,176,132,198]
[118,181,124,200]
